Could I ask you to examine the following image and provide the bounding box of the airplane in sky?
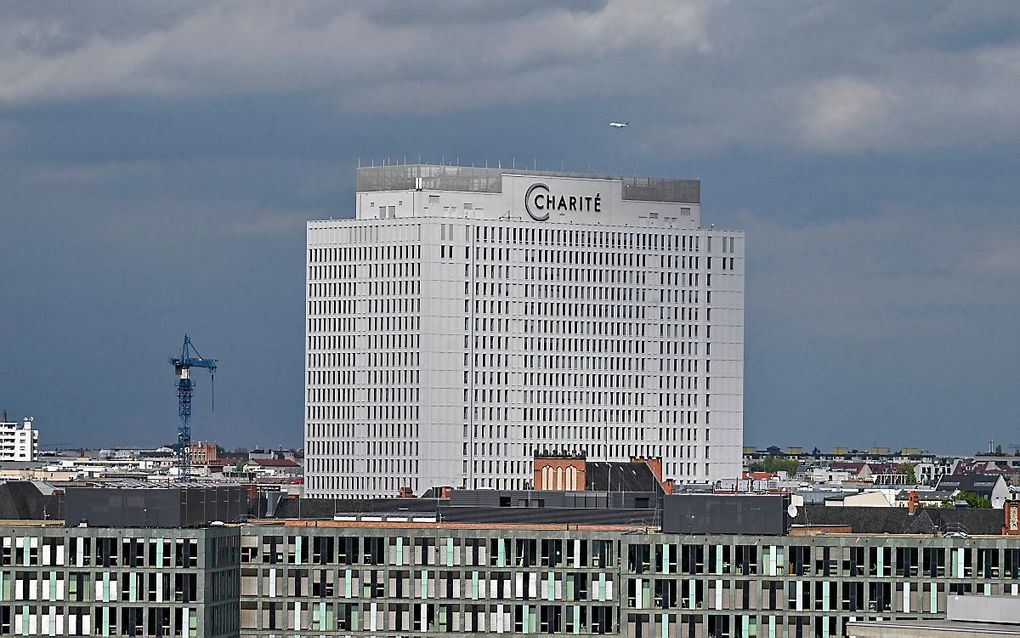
[609,121,630,128]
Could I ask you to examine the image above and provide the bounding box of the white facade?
[305,165,744,498]
[0,417,39,461]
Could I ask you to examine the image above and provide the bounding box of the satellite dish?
[787,504,799,518]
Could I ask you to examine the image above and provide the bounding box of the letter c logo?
[525,183,550,221]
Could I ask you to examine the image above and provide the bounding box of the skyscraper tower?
[305,165,743,498]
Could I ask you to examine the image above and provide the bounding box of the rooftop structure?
[355,164,701,205]
[849,595,1020,638]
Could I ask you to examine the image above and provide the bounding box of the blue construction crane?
[170,335,217,481]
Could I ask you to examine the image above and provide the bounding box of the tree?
[897,462,917,484]
[748,457,800,474]
[956,491,992,508]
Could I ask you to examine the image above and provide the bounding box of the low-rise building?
[936,475,1011,509]
[242,457,301,478]
[190,441,219,465]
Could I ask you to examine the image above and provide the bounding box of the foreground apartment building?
[236,519,1020,637]
[3,493,1020,637]
[306,164,745,497]
[0,524,239,637]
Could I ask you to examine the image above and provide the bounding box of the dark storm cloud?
[0,1,1018,451]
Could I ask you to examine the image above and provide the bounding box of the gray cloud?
[1,2,1018,451]
[2,2,1018,153]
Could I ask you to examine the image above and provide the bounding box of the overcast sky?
[1,1,1018,453]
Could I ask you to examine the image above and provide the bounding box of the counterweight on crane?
[170,335,217,481]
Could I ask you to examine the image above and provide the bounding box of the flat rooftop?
[849,620,1020,637]
[356,164,700,204]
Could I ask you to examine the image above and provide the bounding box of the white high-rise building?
[0,416,39,462]
[305,165,744,498]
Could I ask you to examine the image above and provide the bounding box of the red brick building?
[190,441,218,465]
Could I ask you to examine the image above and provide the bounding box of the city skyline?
[2,2,1019,451]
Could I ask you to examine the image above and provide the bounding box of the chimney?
[398,486,414,498]
[907,490,920,515]
[663,478,675,495]
[440,486,452,499]
[1004,501,1020,535]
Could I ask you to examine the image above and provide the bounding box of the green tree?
[944,491,991,508]
[897,462,917,484]
[748,457,800,474]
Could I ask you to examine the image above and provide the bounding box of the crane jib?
[170,334,219,482]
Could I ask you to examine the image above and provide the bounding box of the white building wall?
[0,417,39,462]
[305,169,743,498]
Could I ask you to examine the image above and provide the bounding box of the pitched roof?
[797,505,1003,534]
[585,462,663,493]
[936,474,1004,496]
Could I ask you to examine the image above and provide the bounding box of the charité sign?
[524,182,603,221]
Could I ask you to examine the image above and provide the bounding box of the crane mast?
[170,335,217,481]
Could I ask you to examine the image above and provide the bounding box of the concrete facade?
[238,521,1020,637]
[0,524,239,637]
[305,165,745,498]
[5,520,1020,637]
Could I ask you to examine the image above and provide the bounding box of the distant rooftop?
[248,458,300,467]
[355,164,700,204]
